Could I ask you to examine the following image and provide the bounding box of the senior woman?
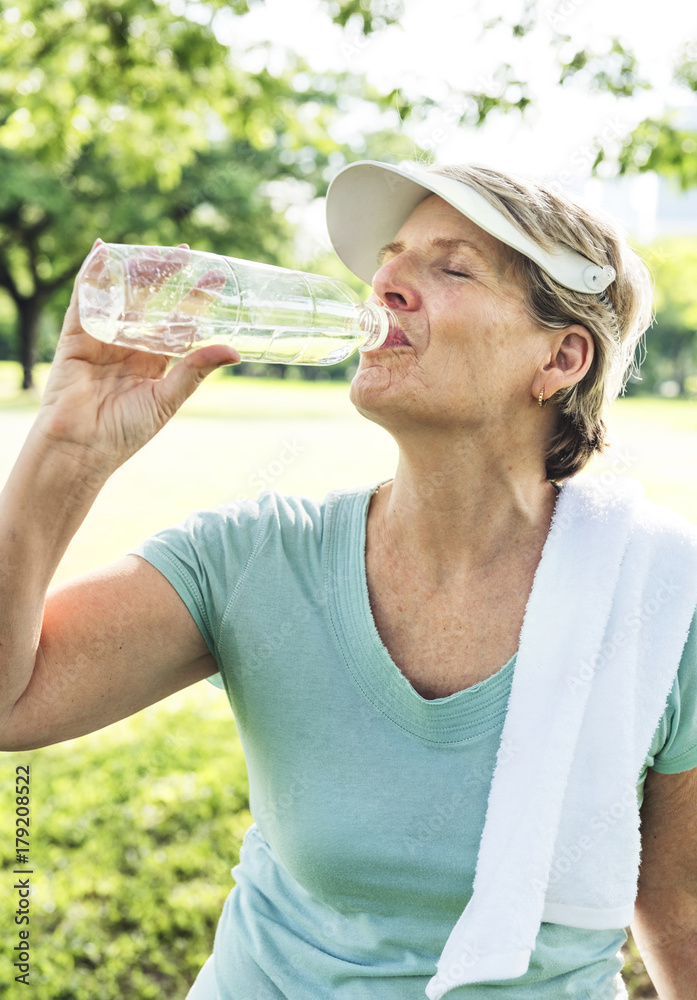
[1,159,696,1000]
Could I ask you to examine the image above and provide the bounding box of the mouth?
[379,325,412,349]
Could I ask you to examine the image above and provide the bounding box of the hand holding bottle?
[36,240,241,475]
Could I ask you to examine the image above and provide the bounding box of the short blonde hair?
[432,164,654,481]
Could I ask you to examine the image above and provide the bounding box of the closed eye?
[443,269,471,278]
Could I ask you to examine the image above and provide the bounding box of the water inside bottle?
[227,328,359,364]
[79,275,361,365]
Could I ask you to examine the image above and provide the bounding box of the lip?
[379,325,412,349]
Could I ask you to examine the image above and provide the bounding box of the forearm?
[632,891,697,999]
[1,248,239,745]
[0,423,110,723]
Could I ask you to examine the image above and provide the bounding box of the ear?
[532,325,594,404]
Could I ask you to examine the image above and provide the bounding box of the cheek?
[426,308,539,405]
[429,284,500,341]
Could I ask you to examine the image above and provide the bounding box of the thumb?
[156,345,241,414]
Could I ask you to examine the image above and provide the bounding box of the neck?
[373,431,559,583]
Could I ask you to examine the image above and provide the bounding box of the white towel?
[426,475,697,999]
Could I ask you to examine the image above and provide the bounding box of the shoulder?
[634,494,697,546]
[630,492,697,591]
[562,474,697,552]
[236,482,382,535]
[134,482,385,579]
[194,482,384,561]
[166,488,328,537]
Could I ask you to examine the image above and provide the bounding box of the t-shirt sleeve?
[128,493,279,687]
[648,609,697,774]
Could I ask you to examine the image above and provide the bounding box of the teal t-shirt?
[130,484,697,1000]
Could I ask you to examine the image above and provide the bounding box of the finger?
[186,344,241,368]
[162,247,191,267]
[155,270,227,351]
[125,268,226,347]
[63,240,107,333]
[127,251,185,288]
[154,345,241,414]
[76,240,108,288]
[175,269,226,318]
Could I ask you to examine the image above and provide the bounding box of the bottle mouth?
[358,302,398,351]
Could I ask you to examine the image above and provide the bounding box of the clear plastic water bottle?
[77,243,398,365]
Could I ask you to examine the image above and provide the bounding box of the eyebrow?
[376,236,490,268]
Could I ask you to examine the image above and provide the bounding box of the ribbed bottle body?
[77,244,393,365]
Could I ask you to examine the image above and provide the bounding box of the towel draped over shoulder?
[427,475,697,999]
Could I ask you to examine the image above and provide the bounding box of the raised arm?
[0,243,240,751]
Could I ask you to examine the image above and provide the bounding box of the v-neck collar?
[324,482,516,745]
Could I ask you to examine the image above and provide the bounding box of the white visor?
[325,160,616,294]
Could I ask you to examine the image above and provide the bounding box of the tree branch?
[0,255,22,303]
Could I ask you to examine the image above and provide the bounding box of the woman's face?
[349,194,553,437]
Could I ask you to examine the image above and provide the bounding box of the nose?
[370,255,422,313]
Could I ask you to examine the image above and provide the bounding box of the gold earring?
[538,388,545,408]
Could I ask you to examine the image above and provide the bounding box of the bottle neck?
[357,302,398,351]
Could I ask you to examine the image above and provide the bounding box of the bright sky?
[222,0,695,170]
[215,0,697,245]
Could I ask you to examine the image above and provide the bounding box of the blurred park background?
[2,0,697,996]
[1,0,697,393]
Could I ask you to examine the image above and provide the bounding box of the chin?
[349,365,416,432]
[350,362,392,400]
[349,347,421,409]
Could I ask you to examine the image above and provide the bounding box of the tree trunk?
[16,296,43,391]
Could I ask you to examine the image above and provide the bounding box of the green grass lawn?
[1,362,695,586]
[1,361,694,997]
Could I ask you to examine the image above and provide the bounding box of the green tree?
[607,43,697,188]
[628,237,697,395]
[2,0,695,390]
[0,0,407,389]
